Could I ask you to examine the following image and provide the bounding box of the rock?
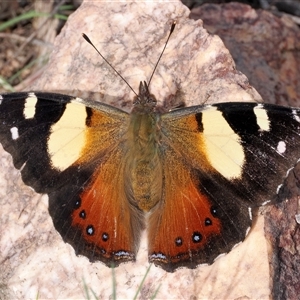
[190,2,300,106]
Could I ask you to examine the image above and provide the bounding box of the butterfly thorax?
[125,82,163,212]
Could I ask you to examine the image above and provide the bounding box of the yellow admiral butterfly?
[0,29,299,273]
[0,86,299,272]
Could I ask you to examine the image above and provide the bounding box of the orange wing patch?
[148,149,222,270]
[148,111,252,271]
[71,147,144,265]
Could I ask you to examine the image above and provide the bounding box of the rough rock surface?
[190,2,300,107]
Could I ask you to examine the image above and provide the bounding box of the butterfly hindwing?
[148,145,252,271]
[48,146,144,266]
[0,92,143,266]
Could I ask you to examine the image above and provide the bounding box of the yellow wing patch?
[201,107,245,179]
[48,100,88,171]
[161,107,245,180]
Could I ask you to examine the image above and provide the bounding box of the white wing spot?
[150,253,166,260]
[261,199,271,206]
[248,207,252,220]
[0,95,3,105]
[115,251,130,257]
[10,127,19,140]
[254,104,270,131]
[295,214,300,224]
[292,110,300,123]
[276,184,283,194]
[277,141,286,154]
[24,92,38,119]
[87,226,94,235]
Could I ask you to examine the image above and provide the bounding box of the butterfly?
[1,83,300,272]
[1,22,299,271]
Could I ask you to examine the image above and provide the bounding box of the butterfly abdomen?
[125,111,163,211]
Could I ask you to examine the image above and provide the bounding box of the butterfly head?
[132,81,157,114]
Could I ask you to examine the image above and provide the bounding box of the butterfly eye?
[210,206,218,217]
[79,210,86,219]
[175,237,183,247]
[86,225,95,236]
[102,233,109,242]
[205,218,212,226]
[192,232,203,244]
[74,199,81,209]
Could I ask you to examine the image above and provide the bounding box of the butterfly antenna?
[147,21,176,88]
[82,33,139,98]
